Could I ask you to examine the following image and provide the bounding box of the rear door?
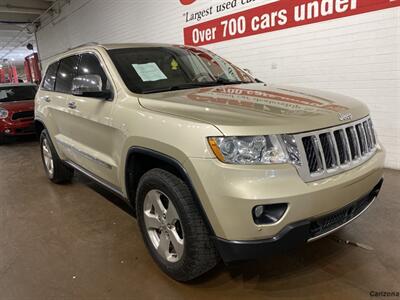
[44,55,81,159]
[59,52,119,187]
[37,61,63,133]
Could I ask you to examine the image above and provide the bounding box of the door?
[45,55,81,160]
[60,52,119,187]
[37,61,64,136]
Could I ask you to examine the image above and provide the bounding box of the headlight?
[208,135,301,165]
[0,108,8,119]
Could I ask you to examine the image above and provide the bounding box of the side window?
[42,61,59,91]
[55,55,79,93]
[78,53,110,91]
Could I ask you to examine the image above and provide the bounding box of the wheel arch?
[125,147,215,235]
[34,119,46,136]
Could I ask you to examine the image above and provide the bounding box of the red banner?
[184,0,400,46]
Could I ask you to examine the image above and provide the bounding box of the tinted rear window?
[42,61,59,91]
[0,86,37,102]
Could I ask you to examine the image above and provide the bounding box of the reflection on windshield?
[108,46,256,94]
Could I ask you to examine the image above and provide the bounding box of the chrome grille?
[294,116,378,182]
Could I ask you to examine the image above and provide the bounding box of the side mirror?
[72,74,112,100]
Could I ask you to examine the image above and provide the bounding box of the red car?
[0,84,38,144]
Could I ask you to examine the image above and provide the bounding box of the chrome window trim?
[294,116,377,182]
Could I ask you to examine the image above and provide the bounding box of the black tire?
[136,168,219,282]
[40,129,74,184]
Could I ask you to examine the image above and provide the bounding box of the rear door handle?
[68,101,77,109]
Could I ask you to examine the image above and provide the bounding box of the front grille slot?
[302,136,322,173]
[346,127,360,160]
[334,130,350,164]
[363,121,373,150]
[368,119,377,145]
[12,111,34,120]
[356,123,368,155]
[298,117,377,181]
[319,133,337,169]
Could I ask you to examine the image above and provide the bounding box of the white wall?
[36,0,400,169]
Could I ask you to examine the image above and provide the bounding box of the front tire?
[40,129,74,184]
[136,168,219,281]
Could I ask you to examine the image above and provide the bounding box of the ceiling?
[0,0,55,66]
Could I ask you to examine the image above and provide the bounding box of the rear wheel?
[136,168,219,281]
[40,130,74,184]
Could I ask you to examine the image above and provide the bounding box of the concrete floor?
[0,137,399,300]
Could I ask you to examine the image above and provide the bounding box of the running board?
[64,160,127,200]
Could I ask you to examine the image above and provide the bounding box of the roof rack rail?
[68,42,99,50]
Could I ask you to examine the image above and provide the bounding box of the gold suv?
[35,43,385,281]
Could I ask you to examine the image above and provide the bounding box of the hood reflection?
[186,86,349,117]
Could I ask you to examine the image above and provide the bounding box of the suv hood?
[0,100,34,112]
[138,83,369,136]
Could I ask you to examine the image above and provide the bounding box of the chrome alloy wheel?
[143,189,184,263]
[42,138,54,176]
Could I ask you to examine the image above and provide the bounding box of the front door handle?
[68,101,77,109]
[41,96,51,102]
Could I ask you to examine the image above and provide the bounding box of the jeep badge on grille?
[338,112,353,121]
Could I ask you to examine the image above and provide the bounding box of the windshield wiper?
[205,77,252,85]
[142,78,252,94]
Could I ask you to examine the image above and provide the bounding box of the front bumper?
[185,148,385,241]
[214,179,383,262]
[0,119,35,136]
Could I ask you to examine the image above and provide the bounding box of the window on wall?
[55,55,79,93]
[78,53,110,91]
[42,62,59,91]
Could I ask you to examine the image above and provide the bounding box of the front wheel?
[136,168,219,281]
[40,130,74,184]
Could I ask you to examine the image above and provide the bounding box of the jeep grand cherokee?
[35,43,385,281]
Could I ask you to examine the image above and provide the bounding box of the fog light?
[4,129,11,134]
[252,203,288,225]
[254,205,264,218]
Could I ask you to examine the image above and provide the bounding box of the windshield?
[0,86,37,102]
[108,46,256,94]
